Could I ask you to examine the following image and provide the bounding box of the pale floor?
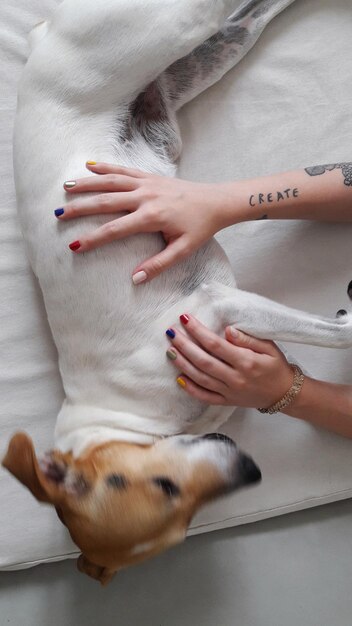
[1,499,352,626]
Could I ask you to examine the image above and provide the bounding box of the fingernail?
[54,208,64,217]
[86,161,96,165]
[166,328,176,339]
[132,271,147,285]
[177,377,186,388]
[64,181,76,189]
[229,327,238,338]
[166,349,177,361]
[180,314,190,325]
[69,240,81,252]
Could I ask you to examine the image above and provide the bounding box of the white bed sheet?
[1,0,352,571]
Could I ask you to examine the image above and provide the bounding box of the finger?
[177,314,244,367]
[166,347,227,394]
[166,327,233,385]
[85,161,150,179]
[175,375,226,405]
[132,237,192,284]
[225,327,278,356]
[54,191,139,220]
[63,174,139,194]
[68,212,149,253]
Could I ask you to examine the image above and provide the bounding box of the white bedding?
[1,0,352,571]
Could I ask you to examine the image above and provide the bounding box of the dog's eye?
[153,477,180,497]
[106,474,127,489]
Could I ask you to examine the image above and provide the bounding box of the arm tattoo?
[305,162,352,187]
[249,188,299,212]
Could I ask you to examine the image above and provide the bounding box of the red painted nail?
[69,240,81,252]
[180,314,190,325]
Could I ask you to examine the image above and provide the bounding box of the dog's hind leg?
[128,0,297,164]
[53,0,251,102]
[135,0,297,162]
[202,282,352,348]
[164,0,297,111]
[121,1,298,165]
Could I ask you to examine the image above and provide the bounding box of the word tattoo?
[249,187,299,208]
[305,162,352,187]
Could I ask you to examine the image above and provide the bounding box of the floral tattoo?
[305,162,352,186]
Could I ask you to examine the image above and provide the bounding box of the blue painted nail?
[55,208,64,217]
[166,328,176,339]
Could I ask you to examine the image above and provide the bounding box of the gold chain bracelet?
[257,364,305,415]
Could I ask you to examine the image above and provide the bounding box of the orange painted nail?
[177,377,186,388]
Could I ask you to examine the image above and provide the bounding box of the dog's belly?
[45,233,235,427]
[14,37,237,448]
[40,231,237,452]
[14,119,236,444]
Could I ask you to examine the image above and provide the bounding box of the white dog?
[3,0,352,583]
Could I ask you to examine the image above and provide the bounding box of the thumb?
[132,236,192,284]
[225,326,277,356]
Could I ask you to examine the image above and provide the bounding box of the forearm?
[220,162,352,226]
[282,377,352,439]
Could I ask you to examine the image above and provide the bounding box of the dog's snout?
[237,453,262,485]
[202,433,236,446]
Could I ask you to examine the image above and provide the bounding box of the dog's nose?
[237,452,262,485]
[202,433,236,446]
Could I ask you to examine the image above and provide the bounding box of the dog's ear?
[77,554,116,586]
[2,432,60,504]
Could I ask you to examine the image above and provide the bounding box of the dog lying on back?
[3,0,352,584]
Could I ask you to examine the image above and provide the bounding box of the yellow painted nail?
[177,377,186,388]
[86,160,97,165]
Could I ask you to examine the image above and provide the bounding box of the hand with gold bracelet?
[57,160,352,439]
[165,314,352,440]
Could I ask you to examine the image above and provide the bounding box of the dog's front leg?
[165,0,297,111]
[202,282,352,348]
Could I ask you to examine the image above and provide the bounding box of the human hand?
[165,314,294,408]
[56,161,235,283]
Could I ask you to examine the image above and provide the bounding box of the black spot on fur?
[225,25,249,46]
[119,79,181,161]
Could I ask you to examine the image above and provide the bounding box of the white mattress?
[1,0,352,571]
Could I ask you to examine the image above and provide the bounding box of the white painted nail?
[132,270,147,285]
[64,180,76,189]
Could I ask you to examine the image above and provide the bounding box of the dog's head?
[2,432,261,585]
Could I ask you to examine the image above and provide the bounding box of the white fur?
[131,541,157,556]
[13,0,352,457]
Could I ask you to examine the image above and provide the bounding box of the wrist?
[258,364,305,415]
[282,377,352,439]
[216,181,267,229]
[281,376,315,418]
